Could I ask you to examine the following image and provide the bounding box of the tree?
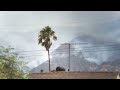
[38,26,57,72]
[0,46,29,79]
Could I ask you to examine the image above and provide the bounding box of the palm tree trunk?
[48,49,50,72]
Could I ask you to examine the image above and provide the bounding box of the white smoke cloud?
[0,11,120,69]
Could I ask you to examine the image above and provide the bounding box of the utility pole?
[62,43,71,71]
[61,42,88,72]
[68,43,70,71]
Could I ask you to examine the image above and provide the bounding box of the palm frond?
[38,34,41,38]
[53,36,57,40]
[46,37,50,42]
[38,38,42,44]
[41,42,45,46]
[50,31,55,36]
[38,26,57,52]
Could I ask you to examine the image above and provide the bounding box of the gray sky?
[1,11,120,69]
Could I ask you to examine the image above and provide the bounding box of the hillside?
[31,34,120,73]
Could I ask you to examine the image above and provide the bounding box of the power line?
[7,43,120,59]
[9,43,120,54]
[10,49,68,54]
[17,47,120,57]
[18,48,120,58]
[13,48,120,57]
[15,48,120,55]
[18,53,70,58]
[67,43,120,46]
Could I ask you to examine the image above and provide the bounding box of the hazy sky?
[1,11,120,69]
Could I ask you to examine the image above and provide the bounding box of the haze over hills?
[31,34,120,73]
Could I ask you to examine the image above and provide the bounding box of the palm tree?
[38,26,57,72]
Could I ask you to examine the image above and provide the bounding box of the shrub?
[56,66,65,71]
